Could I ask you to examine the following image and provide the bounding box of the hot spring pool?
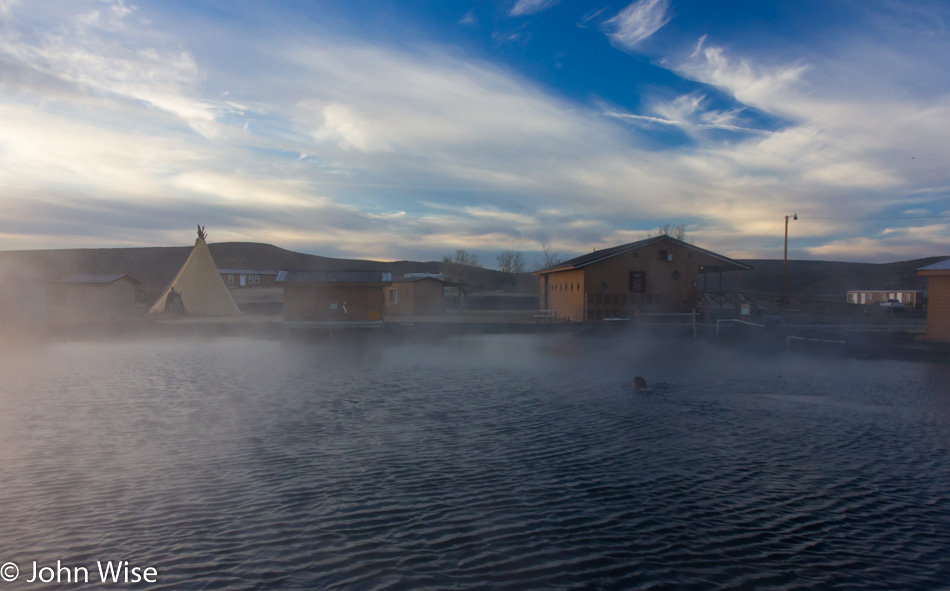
[1,333,948,589]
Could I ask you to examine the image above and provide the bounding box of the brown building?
[917,259,950,342]
[219,269,278,288]
[385,276,447,316]
[846,290,923,306]
[534,236,751,322]
[277,270,391,325]
[52,273,141,324]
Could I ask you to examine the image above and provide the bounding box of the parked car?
[879,299,904,308]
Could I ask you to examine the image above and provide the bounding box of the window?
[389,288,398,304]
[227,274,233,284]
[629,272,646,293]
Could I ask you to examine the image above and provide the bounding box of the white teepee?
[150,231,241,316]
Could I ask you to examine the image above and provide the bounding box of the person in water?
[632,376,648,391]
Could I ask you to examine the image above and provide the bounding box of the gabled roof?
[917,259,950,275]
[533,235,752,274]
[277,270,392,284]
[58,273,141,284]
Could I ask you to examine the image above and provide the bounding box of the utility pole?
[783,213,797,310]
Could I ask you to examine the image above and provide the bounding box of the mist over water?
[1,334,949,590]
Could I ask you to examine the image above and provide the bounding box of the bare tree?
[649,223,688,241]
[539,243,561,269]
[442,249,482,294]
[497,250,525,274]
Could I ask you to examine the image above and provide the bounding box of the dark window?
[672,270,681,280]
[658,250,667,260]
[629,271,646,293]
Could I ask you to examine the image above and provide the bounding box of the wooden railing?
[703,292,745,308]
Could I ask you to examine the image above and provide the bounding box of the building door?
[240,274,247,287]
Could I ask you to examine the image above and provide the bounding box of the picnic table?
[534,309,559,323]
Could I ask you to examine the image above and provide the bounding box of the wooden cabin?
[534,236,751,322]
[385,276,446,316]
[277,270,391,325]
[916,259,950,342]
[219,269,278,288]
[52,273,141,324]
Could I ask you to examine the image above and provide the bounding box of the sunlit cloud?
[0,0,947,265]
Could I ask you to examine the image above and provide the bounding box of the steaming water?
[1,334,949,590]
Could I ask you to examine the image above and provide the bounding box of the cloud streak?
[509,0,560,17]
[603,0,671,51]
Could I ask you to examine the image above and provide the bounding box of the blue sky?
[1,0,948,266]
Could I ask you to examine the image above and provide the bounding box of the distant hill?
[0,242,945,299]
[732,257,946,297]
[0,242,497,289]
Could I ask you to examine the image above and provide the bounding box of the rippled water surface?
[1,333,949,590]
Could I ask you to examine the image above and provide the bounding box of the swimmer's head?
[633,376,648,391]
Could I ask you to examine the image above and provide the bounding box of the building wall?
[538,269,585,321]
[385,283,414,317]
[924,276,950,342]
[53,280,137,324]
[221,273,278,288]
[283,285,386,323]
[385,280,445,316]
[410,279,444,315]
[582,240,714,318]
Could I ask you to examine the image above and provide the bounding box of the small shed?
[916,259,950,342]
[277,270,392,325]
[219,269,278,288]
[534,235,751,322]
[385,276,447,316]
[53,273,141,324]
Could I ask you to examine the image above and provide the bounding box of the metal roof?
[533,235,752,274]
[276,270,392,284]
[917,258,950,272]
[217,269,278,275]
[57,273,141,284]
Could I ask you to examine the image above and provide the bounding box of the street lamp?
[783,213,797,310]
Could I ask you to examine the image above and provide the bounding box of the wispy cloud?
[679,36,809,113]
[603,0,671,51]
[604,94,776,136]
[0,0,948,263]
[0,0,221,137]
[509,0,560,17]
